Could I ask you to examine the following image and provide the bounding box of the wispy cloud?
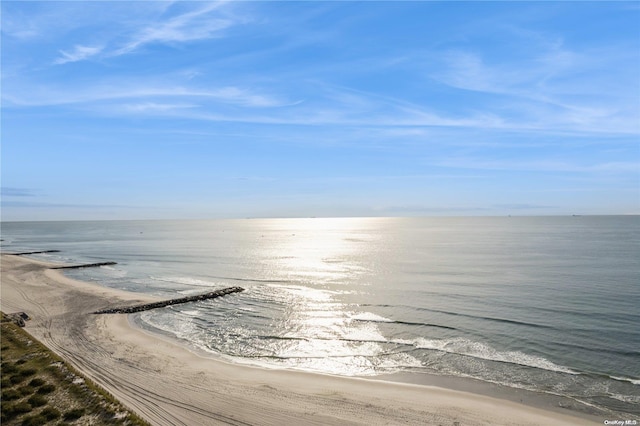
[429,29,640,136]
[209,87,298,108]
[41,3,243,65]
[0,200,140,209]
[1,187,38,197]
[114,2,236,55]
[54,44,103,65]
[493,203,555,210]
[2,83,293,110]
[1,2,637,220]
[4,3,636,137]
[434,158,640,174]
[372,205,490,214]
[121,102,198,113]
[2,71,636,137]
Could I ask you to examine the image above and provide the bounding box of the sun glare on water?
[245,218,400,375]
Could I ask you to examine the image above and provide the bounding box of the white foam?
[377,353,423,370]
[99,266,128,278]
[150,275,218,287]
[607,393,640,403]
[350,312,393,323]
[611,376,640,386]
[401,337,578,375]
[341,325,387,343]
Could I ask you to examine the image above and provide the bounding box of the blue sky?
[1,1,639,221]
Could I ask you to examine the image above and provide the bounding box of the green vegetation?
[22,413,49,426]
[41,407,61,421]
[27,394,47,408]
[37,384,56,394]
[18,386,35,396]
[1,312,150,425]
[19,368,37,377]
[2,389,22,401]
[28,378,45,387]
[63,408,85,421]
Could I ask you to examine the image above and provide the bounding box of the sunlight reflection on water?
[5,216,639,415]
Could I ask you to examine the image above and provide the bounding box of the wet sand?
[0,254,600,425]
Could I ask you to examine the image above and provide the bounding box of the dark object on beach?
[7,312,30,327]
[10,250,61,255]
[50,262,117,270]
[92,287,245,314]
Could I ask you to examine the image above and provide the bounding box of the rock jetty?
[50,262,117,270]
[92,287,245,314]
[11,250,61,255]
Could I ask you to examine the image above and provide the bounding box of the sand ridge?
[0,254,599,425]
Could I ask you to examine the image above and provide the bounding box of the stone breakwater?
[92,287,245,314]
[50,262,118,270]
[10,250,61,255]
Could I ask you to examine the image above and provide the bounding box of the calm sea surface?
[2,217,639,416]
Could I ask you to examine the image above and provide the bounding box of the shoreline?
[1,254,603,425]
[129,310,608,421]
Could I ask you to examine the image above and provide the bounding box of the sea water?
[2,216,638,416]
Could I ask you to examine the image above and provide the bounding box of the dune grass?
[1,312,150,425]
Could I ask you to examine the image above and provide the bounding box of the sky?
[1,1,639,221]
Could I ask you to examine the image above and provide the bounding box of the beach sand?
[0,254,600,425]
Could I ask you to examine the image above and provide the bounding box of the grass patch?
[2,389,22,401]
[27,378,45,387]
[20,414,48,426]
[9,374,26,385]
[41,407,61,421]
[17,386,34,397]
[36,384,55,394]
[26,395,47,408]
[63,407,85,421]
[2,362,18,373]
[1,311,151,426]
[2,401,32,417]
[18,368,37,377]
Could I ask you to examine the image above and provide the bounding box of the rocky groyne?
[92,287,245,314]
[10,250,61,255]
[50,262,118,270]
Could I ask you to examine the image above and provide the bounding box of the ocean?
[1,216,638,417]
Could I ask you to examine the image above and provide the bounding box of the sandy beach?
[0,254,601,425]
